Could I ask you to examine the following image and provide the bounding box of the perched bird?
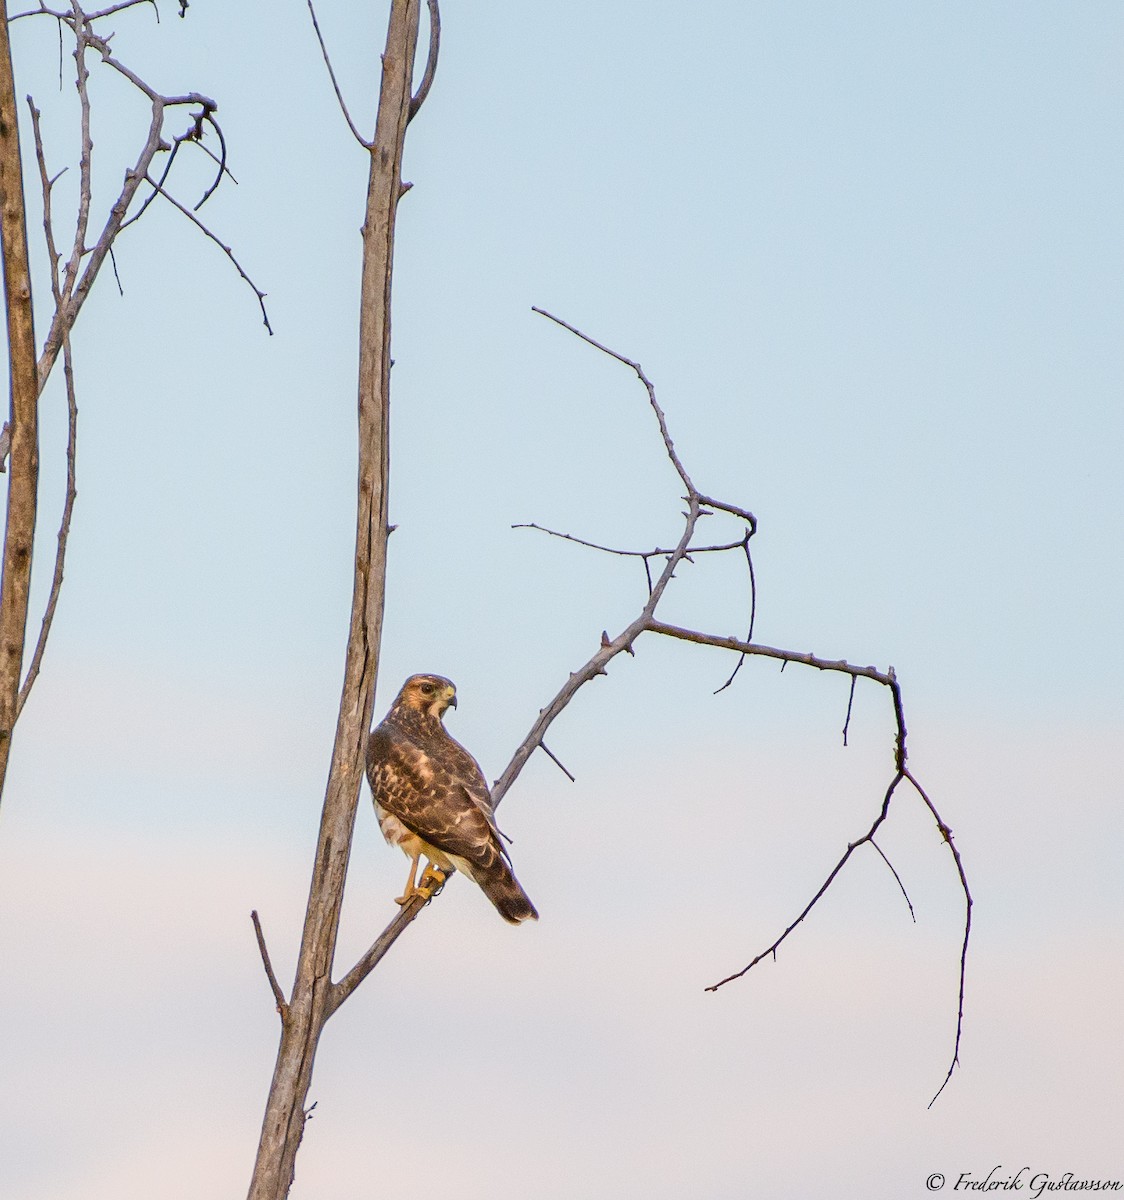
[366,674,538,924]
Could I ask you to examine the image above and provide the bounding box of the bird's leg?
[395,853,422,905]
[416,862,447,900]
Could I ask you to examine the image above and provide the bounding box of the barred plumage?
[366,674,538,925]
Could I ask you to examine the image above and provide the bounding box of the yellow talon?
[392,857,447,906]
[416,864,447,900]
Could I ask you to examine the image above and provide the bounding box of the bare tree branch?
[187,107,229,210]
[712,531,756,694]
[514,520,750,561]
[16,334,75,717]
[907,765,973,1108]
[408,0,439,121]
[705,771,905,991]
[28,6,259,390]
[305,0,371,148]
[26,97,63,307]
[329,309,971,1108]
[538,739,575,783]
[36,82,199,387]
[326,898,426,1018]
[141,172,272,333]
[645,621,900,691]
[842,673,857,745]
[870,836,915,923]
[251,910,289,1018]
[531,306,698,494]
[85,0,157,20]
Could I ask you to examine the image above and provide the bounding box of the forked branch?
[704,770,907,992]
[333,307,971,1106]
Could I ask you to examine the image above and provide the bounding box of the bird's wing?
[441,736,515,861]
[368,726,501,870]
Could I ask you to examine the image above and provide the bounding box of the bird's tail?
[471,860,539,925]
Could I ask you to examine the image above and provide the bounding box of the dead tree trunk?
[246,3,424,1196]
[0,12,40,802]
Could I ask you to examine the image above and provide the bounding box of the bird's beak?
[445,688,457,710]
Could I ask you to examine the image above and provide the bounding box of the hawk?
[366,674,538,925]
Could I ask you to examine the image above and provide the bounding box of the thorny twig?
[335,308,971,1106]
[140,173,272,332]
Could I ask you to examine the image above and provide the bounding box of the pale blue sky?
[1,2,1122,1198]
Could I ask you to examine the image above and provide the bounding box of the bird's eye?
[419,682,434,694]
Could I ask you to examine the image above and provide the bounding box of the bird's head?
[394,674,457,720]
